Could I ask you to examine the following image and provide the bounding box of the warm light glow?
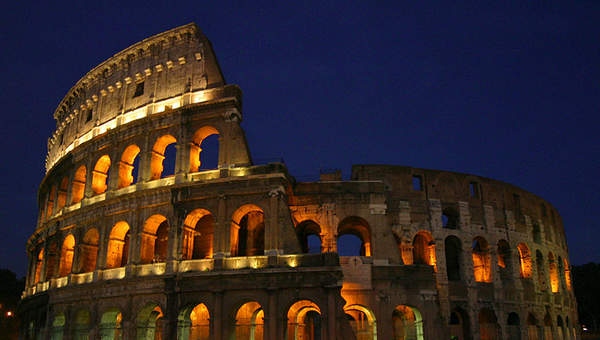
[7,311,13,317]
[150,135,177,180]
[92,155,111,195]
[70,165,86,204]
[118,144,140,188]
[189,126,219,172]
[517,243,532,278]
[472,237,492,283]
[106,221,130,269]
[413,231,437,271]
[548,252,559,293]
[58,234,75,277]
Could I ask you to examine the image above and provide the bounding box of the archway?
[344,304,376,340]
[118,144,141,188]
[412,231,436,269]
[449,307,470,340]
[506,312,521,340]
[71,165,86,204]
[445,236,462,281]
[100,308,123,340]
[177,303,210,340]
[478,308,498,340]
[497,240,511,280]
[296,220,322,254]
[562,258,572,291]
[80,228,99,273]
[34,248,43,284]
[50,313,65,340]
[231,205,265,257]
[150,135,177,180]
[182,209,214,260]
[548,252,559,293]
[58,234,75,277]
[140,215,169,264]
[286,300,322,340]
[136,304,164,340]
[337,217,371,256]
[189,126,219,172]
[92,155,111,195]
[392,305,423,340]
[517,243,532,278]
[472,237,492,282]
[235,301,264,340]
[106,221,130,269]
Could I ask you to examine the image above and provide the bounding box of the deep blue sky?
[1,2,598,277]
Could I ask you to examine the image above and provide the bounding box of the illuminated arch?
[92,155,111,195]
[34,248,44,284]
[182,209,214,260]
[150,134,177,180]
[99,308,123,340]
[496,240,510,270]
[80,228,99,273]
[472,237,492,282]
[344,304,377,340]
[286,300,321,340]
[562,258,572,291]
[106,221,130,269]
[136,303,164,340]
[392,305,423,340]
[118,144,140,188]
[337,216,371,256]
[56,176,69,211]
[178,303,210,340]
[412,231,436,270]
[58,234,75,277]
[140,215,169,264]
[71,165,86,204]
[189,126,219,172]
[548,252,559,293]
[517,243,532,278]
[449,307,470,340]
[235,301,264,340]
[296,220,322,254]
[231,204,265,256]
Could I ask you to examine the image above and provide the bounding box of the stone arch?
[178,302,210,340]
[189,125,220,172]
[445,235,462,281]
[344,304,377,340]
[56,176,69,211]
[234,301,264,340]
[337,216,372,256]
[182,209,214,260]
[100,307,123,340]
[72,309,91,340]
[231,204,265,257]
[412,231,436,269]
[449,307,470,340]
[106,221,130,269]
[472,237,492,282]
[285,299,322,340]
[478,308,499,340]
[58,234,75,277]
[71,165,86,204]
[296,220,322,254]
[80,228,99,273]
[136,303,164,340]
[150,134,177,180]
[34,248,44,284]
[392,305,424,340]
[118,144,141,188]
[140,215,169,264]
[517,243,532,278]
[50,312,66,340]
[92,155,111,195]
[548,252,559,293]
[506,312,521,340]
[497,240,511,280]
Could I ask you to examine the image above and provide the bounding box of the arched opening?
[151,135,177,180]
[442,207,459,229]
[80,228,99,273]
[286,300,321,340]
[296,220,322,254]
[45,241,58,280]
[344,304,376,340]
[231,205,265,257]
[177,303,210,340]
[527,313,539,340]
[506,312,521,340]
[235,301,264,340]
[189,126,219,172]
[548,252,559,293]
[563,258,572,291]
[557,316,565,340]
[71,165,86,204]
[412,231,436,270]
[532,223,542,244]
[543,313,552,340]
[536,250,546,291]
[136,304,164,340]
[106,221,130,269]
[445,236,462,281]
[182,209,214,260]
[73,309,91,340]
[140,215,169,264]
[34,249,43,284]
[517,243,532,278]
[118,144,141,188]
[58,234,75,277]
[392,305,423,340]
[92,155,111,195]
[337,216,371,256]
[449,307,470,340]
[472,237,492,282]
[497,240,511,280]
[50,313,65,340]
[56,177,69,211]
[478,308,498,340]
[46,185,57,218]
[100,308,122,340]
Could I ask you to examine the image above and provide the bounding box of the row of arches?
[41,126,220,222]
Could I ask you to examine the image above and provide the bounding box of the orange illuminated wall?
[563,258,572,291]
[106,221,130,269]
[413,231,436,271]
[80,228,99,273]
[118,145,140,188]
[139,215,169,264]
[150,135,176,180]
[548,252,559,293]
[182,209,214,260]
[56,177,69,211]
[472,237,492,283]
[235,302,264,340]
[46,185,57,219]
[230,205,264,257]
[58,234,75,277]
[34,249,43,284]
[92,155,111,195]
[189,126,219,172]
[70,165,86,204]
[517,243,532,278]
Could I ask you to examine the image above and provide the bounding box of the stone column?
[327,288,337,340]
[266,289,278,340]
[214,195,228,257]
[212,291,223,340]
[138,135,152,183]
[265,187,284,255]
[83,158,94,200]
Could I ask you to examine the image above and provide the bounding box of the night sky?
[1,2,599,278]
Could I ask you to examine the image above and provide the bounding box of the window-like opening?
[296,220,322,254]
[392,305,424,340]
[151,135,177,180]
[71,165,86,204]
[449,308,470,340]
[469,182,480,198]
[86,109,93,122]
[532,224,542,244]
[58,234,75,277]
[118,145,140,188]
[412,231,436,270]
[472,237,492,283]
[92,155,111,195]
[106,221,130,269]
[479,308,499,340]
[442,207,459,229]
[178,303,210,340]
[133,81,144,98]
[497,240,511,280]
[235,302,264,340]
[563,258,572,291]
[136,304,164,340]
[445,236,462,281]
[182,209,214,260]
[412,175,423,191]
[140,215,169,264]
[189,126,219,172]
[337,216,371,256]
[34,249,44,284]
[517,243,532,278]
[99,308,122,340]
[73,309,91,340]
[56,177,69,211]
[548,252,559,293]
[80,228,99,273]
[344,305,377,340]
[286,300,321,340]
[231,205,265,256]
[536,250,546,291]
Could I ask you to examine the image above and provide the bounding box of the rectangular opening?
[469,182,479,198]
[412,175,423,191]
[86,109,93,122]
[133,82,144,98]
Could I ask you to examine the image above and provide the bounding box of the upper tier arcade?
[46,23,225,173]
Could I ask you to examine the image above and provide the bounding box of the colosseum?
[18,23,579,340]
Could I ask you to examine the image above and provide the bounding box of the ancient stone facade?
[19,23,579,340]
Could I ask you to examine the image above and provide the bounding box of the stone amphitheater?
[18,23,579,340]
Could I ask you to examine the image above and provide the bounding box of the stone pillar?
[265,187,284,255]
[327,288,337,340]
[138,135,152,183]
[214,195,228,257]
[267,289,278,340]
[83,158,94,199]
[96,224,109,270]
[39,237,49,282]
[212,291,223,340]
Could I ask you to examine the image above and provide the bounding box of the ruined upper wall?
[46,23,225,173]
